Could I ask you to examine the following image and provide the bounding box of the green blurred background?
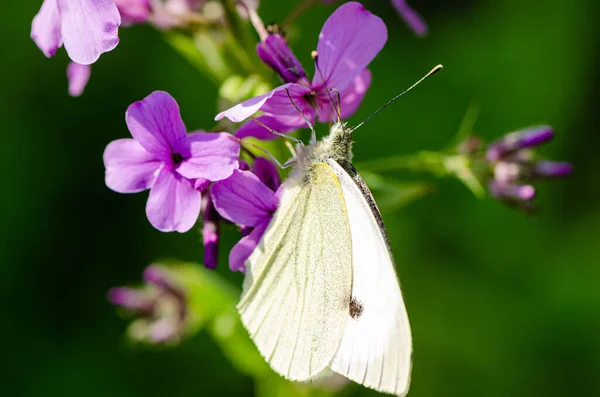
[2,0,599,396]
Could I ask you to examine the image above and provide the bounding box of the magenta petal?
[31,0,63,58]
[235,114,307,140]
[126,91,188,159]
[313,2,387,92]
[229,220,269,272]
[104,138,160,193]
[57,0,121,65]
[146,166,201,232]
[215,83,309,122]
[211,170,277,227]
[252,157,281,192]
[316,69,371,122]
[392,0,428,37]
[176,132,240,181]
[67,62,91,97]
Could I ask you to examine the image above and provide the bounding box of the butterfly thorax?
[292,122,354,182]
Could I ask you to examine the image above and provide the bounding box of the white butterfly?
[238,120,412,396]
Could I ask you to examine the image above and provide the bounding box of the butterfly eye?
[349,297,364,320]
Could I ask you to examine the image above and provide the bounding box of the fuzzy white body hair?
[291,122,353,180]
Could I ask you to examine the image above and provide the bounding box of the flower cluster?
[108,264,189,343]
[485,126,572,210]
[31,0,571,356]
[102,2,385,270]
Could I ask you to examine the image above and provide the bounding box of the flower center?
[171,153,184,165]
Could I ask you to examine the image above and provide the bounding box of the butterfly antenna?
[251,115,303,145]
[351,64,443,133]
[285,88,317,143]
[312,50,343,124]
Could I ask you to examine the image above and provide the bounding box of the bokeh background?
[2,0,599,396]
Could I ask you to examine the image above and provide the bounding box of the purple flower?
[108,265,188,343]
[211,157,281,272]
[391,0,428,37]
[31,0,121,65]
[216,2,386,139]
[103,91,240,232]
[485,125,572,208]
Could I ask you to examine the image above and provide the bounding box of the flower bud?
[257,33,307,83]
[486,126,554,162]
[531,160,573,179]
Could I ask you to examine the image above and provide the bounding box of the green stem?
[357,151,486,198]
[356,151,448,175]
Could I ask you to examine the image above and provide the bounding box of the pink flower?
[216,2,386,140]
[104,91,240,232]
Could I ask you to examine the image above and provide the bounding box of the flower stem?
[356,151,486,198]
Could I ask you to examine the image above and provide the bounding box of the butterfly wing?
[238,163,353,381]
[328,159,412,396]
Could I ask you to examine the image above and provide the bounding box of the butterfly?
[237,65,442,396]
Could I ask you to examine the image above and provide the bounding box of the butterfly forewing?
[238,163,353,381]
[328,159,412,397]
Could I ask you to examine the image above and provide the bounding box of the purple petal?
[235,114,308,140]
[176,132,240,181]
[313,2,387,92]
[316,68,371,122]
[57,0,121,65]
[114,0,151,26]
[146,166,201,232]
[252,157,281,192]
[31,0,63,58]
[67,62,91,97]
[126,91,188,159]
[210,170,277,227]
[215,83,310,122]
[229,220,269,272]
[257,34,307,83]
[104,138,160,193]
[392,0,428,37]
